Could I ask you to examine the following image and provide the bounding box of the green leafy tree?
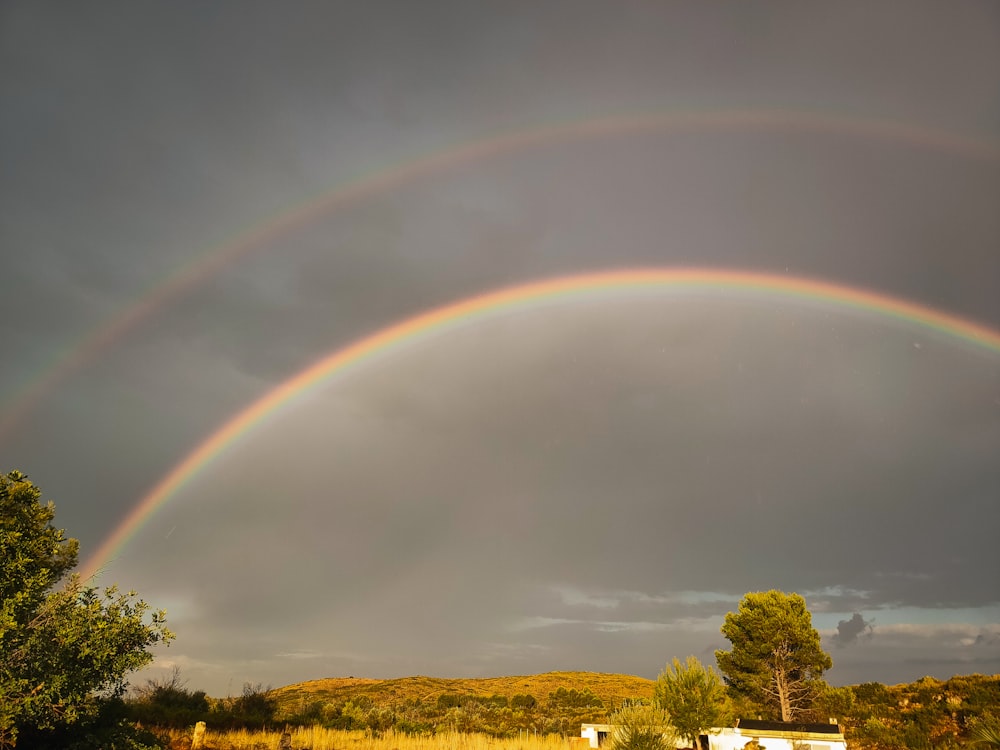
[0,470,173,748]
[715,590,832,722]
[654,656,732,745]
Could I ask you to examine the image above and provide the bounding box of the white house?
[582,719,847,750]
[581,724,612,749]
[704,720,847,750]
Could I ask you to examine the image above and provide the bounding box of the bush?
[15,698,167,750]
[609,702,678,750]
[128,669,210,728]
[511,694,538,710]
[438,694,464,710]
[284,699,327,727]
[549,687,603,709]
[230,683,278,727]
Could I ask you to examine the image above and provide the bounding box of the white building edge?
[582,719,847,750]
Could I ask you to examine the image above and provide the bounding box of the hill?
[273,671,654,726]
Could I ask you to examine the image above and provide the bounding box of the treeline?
[126,671,1000,749]
[126,675,280,731]
[128,679,608,737]
[284,686,605,737]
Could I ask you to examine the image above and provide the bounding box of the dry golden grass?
[162,727,585,750]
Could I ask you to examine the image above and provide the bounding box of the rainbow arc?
[79,268,1000,580]
[3,109,998,444]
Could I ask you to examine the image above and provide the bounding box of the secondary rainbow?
[79,267,1000,580]
[3,109,998,444]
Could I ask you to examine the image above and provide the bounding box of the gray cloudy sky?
[2,1,999,697]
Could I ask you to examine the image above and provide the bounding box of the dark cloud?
[1,0,998,695]
[831,613,875,648]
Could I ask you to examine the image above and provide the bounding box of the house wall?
[706,729,846,750]
[581,723,611,748]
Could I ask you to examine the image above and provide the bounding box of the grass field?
[162,727,589,750]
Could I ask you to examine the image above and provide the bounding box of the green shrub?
[609,702,677,750]
[511,694,538,710]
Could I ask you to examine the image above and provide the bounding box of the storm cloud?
[1,1,998,695]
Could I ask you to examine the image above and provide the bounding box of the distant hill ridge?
[273,671,654,712]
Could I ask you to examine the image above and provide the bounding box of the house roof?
[736,719,843,735]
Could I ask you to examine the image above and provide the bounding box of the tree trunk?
[775,669,791,721]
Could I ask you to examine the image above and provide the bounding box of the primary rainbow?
[79,267,1000,580]
[3,108,999,444]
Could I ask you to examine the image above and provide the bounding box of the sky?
[1,1,999,698]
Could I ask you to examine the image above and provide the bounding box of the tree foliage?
[654,656,732,744]
[229,682,279,727]
[0,470,173,748]
[609,702,678,750]
[714,590,831,721]
[128,667,210,728]
[844,677,1000,750]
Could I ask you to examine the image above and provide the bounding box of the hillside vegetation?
[271,671,654,736]
[259,671,1000,748]
[274,672,654,712]
[844,674,1000,749]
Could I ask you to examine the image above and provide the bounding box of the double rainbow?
[3,108,998,444]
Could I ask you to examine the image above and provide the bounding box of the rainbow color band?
[79,267,1000,580]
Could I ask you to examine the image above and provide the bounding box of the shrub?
[609,702,677,750]
[511,694,538,710]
